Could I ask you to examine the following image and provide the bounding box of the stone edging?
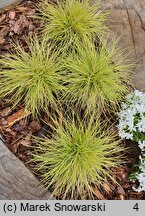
[0,138,51,200]
[0,0,22,11]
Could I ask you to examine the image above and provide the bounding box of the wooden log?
[0,139,51,200]
[101,0,145,91]
[0,0,22,11]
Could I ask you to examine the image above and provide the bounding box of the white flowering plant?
[118,90,145,192]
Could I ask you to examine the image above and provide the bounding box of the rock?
[0,139,51,199]
[0,0,22,11]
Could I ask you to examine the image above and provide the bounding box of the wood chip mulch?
[0,0,145,200]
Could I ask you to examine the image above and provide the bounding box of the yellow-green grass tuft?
[38,0,108,50]
[62,40,132,114]
[32,117,124,199]
[0,38,63,117]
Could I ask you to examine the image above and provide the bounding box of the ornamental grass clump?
[39,0,107,49]
[0,38,63,117]
[118,90,145,192]
[62,41,131,114]
[32,117,124,199]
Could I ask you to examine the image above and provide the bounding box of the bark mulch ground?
[0,0,145,200]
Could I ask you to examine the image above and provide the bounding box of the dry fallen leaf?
[12,139,21,153]
[28,22,35,31]
[9,11,16,20]
[117,186,126,195]
[0,107,12,117]
[0,36,5,45]
[29,120,41,132]
[119,194,125,200]
[5,128,16,137]
[26,9,36,17]
[0,118,8,126]
[6,108,30,127]
[103,182,112,194]
[112,167,128,181]
[10,14,29,34]
[0,14,6,23]
[92,187,106,200]
[16,6,29,12]
[20,139,31,147]
[19,119,27,127]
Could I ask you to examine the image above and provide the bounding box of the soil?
[0,0,145,200]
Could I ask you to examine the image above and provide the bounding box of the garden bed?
[0,0,145,200]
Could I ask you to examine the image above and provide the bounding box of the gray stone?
[0,0,22,10]
[0,139,51,200]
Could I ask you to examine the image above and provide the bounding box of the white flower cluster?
[118,90,145,139]
[118,90,145,192]
[133,156,145,192]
